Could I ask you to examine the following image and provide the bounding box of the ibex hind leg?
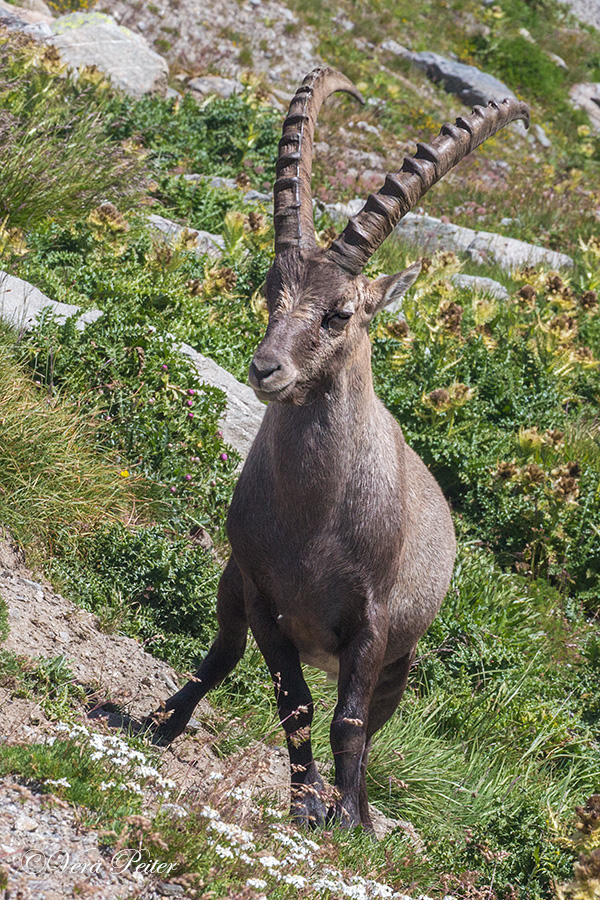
[245,588,328,828]
[145,555,247,744]
[358,647,416,831]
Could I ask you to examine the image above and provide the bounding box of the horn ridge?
[273,67,364,255]
[327,97,529,275]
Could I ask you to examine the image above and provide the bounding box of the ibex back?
[148,68,529,830]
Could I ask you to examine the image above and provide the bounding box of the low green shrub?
[105,89,280,185]
[24,307,238,535]
[0,721,169,830]
[475,35,567,106]
[52,523,221,670]
[370,252,600,607]
[0,651,86,719]
[0,597,8,643]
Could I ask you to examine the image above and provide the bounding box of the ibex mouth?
[251,378,298,404]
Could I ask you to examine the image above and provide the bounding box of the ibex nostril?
[250,359,281,383]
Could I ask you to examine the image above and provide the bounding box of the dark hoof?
[291,793,328,829]
[326,802,363,831]
[290,770,328,829]
[141,709,185,746]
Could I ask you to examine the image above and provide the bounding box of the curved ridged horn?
[327,98,530,275]
[274,67,364,255]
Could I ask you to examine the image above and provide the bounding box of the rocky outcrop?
[99,0,321,92]
[559,0,600,33]
[0,272,102,332]
[381,42,517,108]
[148,214,226,259]
[0,0,51,37]
[396,212,572,271]
[178,343,264,459]
[47,12,168,97]
[187,74,243,99]
[569,82,600,133]
[322,200,572,272]
[451,274,509,301]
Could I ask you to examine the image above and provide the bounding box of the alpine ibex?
[148,68,529,830]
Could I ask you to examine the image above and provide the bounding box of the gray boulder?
[0,0,51,37]
[0,272,101,332]
[242,189,272,205]
[532,123,551,149]
[148,214,225,259]
[48,12,168,98]
[451,274,509,300]
[16,0,52,13]
[569,83,600,133]
[321,201,572,272]
[187,75,243,99]
[381,42,517,108]
[396,212,572,271]
[178,344,264,460]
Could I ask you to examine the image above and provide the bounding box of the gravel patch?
[0,776,182,899]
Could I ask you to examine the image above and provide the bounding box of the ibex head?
[249,67,529,405]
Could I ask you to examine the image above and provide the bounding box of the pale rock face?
[0,0,52,35]
[395,212,573,272]
[187,75,243,99]
[569,83,600,134]
[47,11,169,98]
[380,43,517,108]
[14,0,52,15]
[0,0,50,23]
[148,214,226,259]
[321,202,573,273]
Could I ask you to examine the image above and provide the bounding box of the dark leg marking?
[146,555,247,743]
[330,613,388,828]
[246,590,327,828]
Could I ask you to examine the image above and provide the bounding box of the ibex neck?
[264,338,381,476]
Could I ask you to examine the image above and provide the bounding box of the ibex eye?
[323,310,353,330]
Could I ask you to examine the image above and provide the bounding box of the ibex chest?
[227,438,404,642]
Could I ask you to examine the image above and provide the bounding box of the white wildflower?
[45,778,70,788]
[265,806,285,818]
[246,879,267,889]
[200,805,221,820]
[124,782,144,796]
[258,855,281,869]
[227,786,252,801]
[370,884,395,898]
[282,874,308,888]
[214,844,234,859]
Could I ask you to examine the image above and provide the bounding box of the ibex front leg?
[246,592,327,828]
[146,556,247,743]
[330,608,388,829]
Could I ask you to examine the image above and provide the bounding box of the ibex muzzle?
[146,67,529,831]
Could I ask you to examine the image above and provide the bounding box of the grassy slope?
[1,3,600,898]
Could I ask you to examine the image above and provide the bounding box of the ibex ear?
[368,261,422,317]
